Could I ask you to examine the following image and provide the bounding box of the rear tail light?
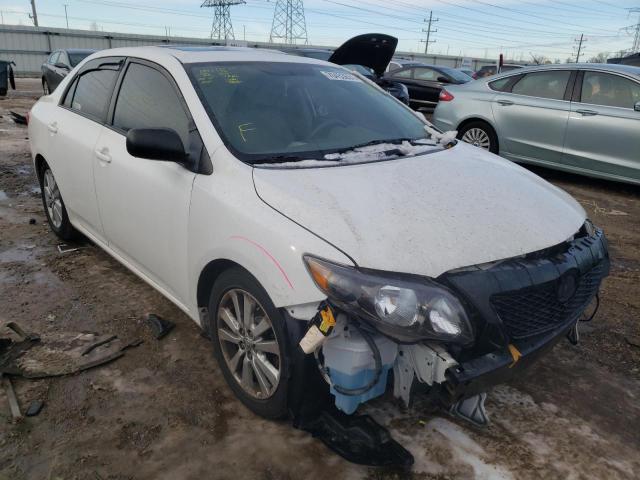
[439,89,454,102]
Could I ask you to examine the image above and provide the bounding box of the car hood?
[253,143,586,277]
[329,33,398,77]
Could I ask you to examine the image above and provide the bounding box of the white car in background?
[28,46,609,464]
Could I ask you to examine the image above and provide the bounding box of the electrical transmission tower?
[201,0,245,40]
[269,0,308,44]
[631,8,640,52]
[420,11,438,54]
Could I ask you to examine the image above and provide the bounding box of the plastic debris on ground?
[146,314,175,339]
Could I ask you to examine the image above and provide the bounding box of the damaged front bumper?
[403,226,610,407]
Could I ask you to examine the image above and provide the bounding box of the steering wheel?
[309,119,348,140]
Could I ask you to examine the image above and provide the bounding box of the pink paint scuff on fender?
[230,235,294,290]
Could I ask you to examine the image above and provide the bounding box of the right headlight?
[304,255,473,344]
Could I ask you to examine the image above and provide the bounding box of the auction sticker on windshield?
[320,70,360,82]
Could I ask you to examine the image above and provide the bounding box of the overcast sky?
[1,0,638,61]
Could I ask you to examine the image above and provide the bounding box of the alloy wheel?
[461,128,491,150]
[217,289,281,399]
[43,169,63,229]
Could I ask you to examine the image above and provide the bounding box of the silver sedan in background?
[432,64,640,185]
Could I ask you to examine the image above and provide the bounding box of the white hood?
[253,143,586,277]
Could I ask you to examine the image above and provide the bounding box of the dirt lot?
[1,78,639,480]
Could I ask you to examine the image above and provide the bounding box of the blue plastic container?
[322,328,397,414]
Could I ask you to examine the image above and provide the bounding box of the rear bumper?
[440,322,571,403]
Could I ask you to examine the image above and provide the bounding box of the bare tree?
[587,52,610,63]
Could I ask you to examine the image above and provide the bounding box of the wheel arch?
[196,258,244,313]
[456,117,499,153]
[34,154,48,181]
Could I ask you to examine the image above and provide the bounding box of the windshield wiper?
[251,154,323,165]
[331,138,421,154]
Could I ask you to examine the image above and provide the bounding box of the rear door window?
[580,71,640,109]
[112,62,191,148]
[69,69,119,122]
[413,68,439,81]
[511,71,571,100]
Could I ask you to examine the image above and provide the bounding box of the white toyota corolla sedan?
[28,46,608,448]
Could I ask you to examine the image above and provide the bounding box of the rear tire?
[458,121,499,154]
[39,163,78,241]
[208,267,290,419]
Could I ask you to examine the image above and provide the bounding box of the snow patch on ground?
[430,418,514,480]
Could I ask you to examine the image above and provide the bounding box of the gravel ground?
[1,78,639,480]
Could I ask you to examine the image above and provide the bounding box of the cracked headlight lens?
[304,255,473,344]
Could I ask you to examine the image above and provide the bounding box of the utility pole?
[574,34,586,63]
[64,4,69,29]
[420,11,438,55]
[30,0,38,26]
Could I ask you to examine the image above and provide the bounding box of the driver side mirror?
[126,128,187,162]
[54,62,70,70]
[635,101,640,112]
[437,76,451,84]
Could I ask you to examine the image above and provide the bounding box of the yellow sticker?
[508,344,522,368]
[319,307,336,334]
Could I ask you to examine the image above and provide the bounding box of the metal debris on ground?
[146,314,175,339]
[57,243,85,254]
[1,373,22,420]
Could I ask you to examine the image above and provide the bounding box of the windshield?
[187,62,431,164]
[68,52,92,67]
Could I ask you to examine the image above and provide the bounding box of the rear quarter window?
[489,77,513,92]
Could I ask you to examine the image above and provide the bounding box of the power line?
[421,11,438,54]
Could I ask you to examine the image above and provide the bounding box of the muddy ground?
[1,78,639,480]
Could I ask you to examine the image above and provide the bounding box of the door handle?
[576,109,598,116]
[496,99,514,106]
[47,122,58,134]
[95,148,112,164]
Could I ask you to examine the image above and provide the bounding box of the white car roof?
[88,45,328,67]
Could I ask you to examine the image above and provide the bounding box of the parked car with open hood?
[41,48,97,94]
[384,63,473,112]
[28,46,609,466]
[286,34,410,105]
[432,63,640,185]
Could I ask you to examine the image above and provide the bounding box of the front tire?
[208,268,290,419]
[42,78,50,95]
[39,164,77,241]
[458,121,499,154]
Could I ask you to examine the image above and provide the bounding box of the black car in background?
[384,64,473,112]
[285,34,410,105]
[41,48,96,94]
